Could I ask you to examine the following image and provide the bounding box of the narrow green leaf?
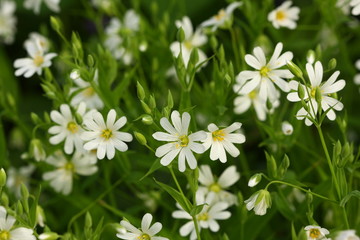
[340,190,360,207]
[139,158,162,181]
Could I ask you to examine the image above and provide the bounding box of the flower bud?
[139,41,148,52]
[297,83,305,100]
[286,60,302,79]
[244,190,272,216]
[281,121,293,135]
[315,87,322,107]
[85,212,92,229]
[136,81,146,101]
[328,58,337,71]
[306,50,315,64]
[37,206,46,227]
[87,54,95,67]
[134,131,147,146]
[0,168,6,188]
[248,173,262,187]
[177,27,185,42]
[141,115,153,125]
[30,139,46,161]
[210,35,218,50]
[149,95,156,109]
[38,232,60,240]
[141,101,152,114]
[50,16,62,33]
[31,112,42,125]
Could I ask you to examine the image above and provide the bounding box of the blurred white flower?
[287,61,345,126]
[337,0,351,15]
[69,69,104,110]
[248,173,262,187]
[200,2,242,31]
[43,151,98,195]
[30,138,46,161]
[48,102,90,154]
[0,1,16,44]
[198,165,240,206]
[202,122,245,163]
[14,37,57,78]
[81,109,133,160]
[25,32,50,52]
[0,206,36,240]
[152,110,206,172]
[170,16,208,68]
[304,225,329,240]
[350,0,360,15]
[235,42,293,103]
[6,165,35,198]
[268,1,300,29]
[281,121,293,135]
[245,189,272,216]
[117,213,168,240]
[335,230,360,240]
[353,60,360,87]
[24,0,60,14]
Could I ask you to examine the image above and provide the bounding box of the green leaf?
[340,190,360,207]
[154,178,192,213]
[29,186,41,228]
[190,203,207,217]
[139,158,162,181]
[291,222,297,240]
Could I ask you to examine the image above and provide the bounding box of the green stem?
[229,27,241,72]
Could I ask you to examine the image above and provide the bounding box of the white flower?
[0,206,36,240]
[268,1,300,29]
[350,0,360,15]
[198,165,240,206]
[170,16,208,68]
[233,85,280,121]
[14,39,57,78]
[0,1,16,44]
[24,0,60,14]
[30,138,46,161]
[353,60,360,87]
[172,191,231,240]
[337,0,351,15]
[25,32,50,52]
[69,69,104,110]
[281,121,293,135]
[48,102,90,154]
[287,61,346,126]
[244,189,272,216]
[202,122,245,163]
[117,213,168,240]
[81,109,133,160]
[42,150,98,195]
[248,173,262,187]
[304,225,330,240]
[335,230,360,240]
[200,2,242,31]
[152,110,206,172]
[235,42,293,102]
[6,165,35,198]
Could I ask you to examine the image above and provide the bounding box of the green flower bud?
[306,50,316,64]
[37,206,46,227]
[328,58,337,70]
[134,131,147,146]
[141,101,152,114]
[286,61,303,79]
[315,87,322,107]
[177,27,185,42]
[297,83,305,99]
[141,115,153,125]
[1,193,9,206]
[75,112,83,125]
[248,173,262,187]
[6,93,16,109]
[0,168,6,188]
[167,90,174,109]
[85,212,92,229]
[31,112,42,125]
[149,95,156,109]
[87,54,95,67]
[210,35,218,50]
[278,154,290,178]
[265,151,277,179]
[38,232,60,240]
[136,81,146,101]
[21,183,29,200]
[189,48,199,68]
[50,16,62,33]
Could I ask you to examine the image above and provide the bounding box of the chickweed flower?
[304,225,330,240]
[0,206,36,240]
[0,1,16,44]
[248,173,262,187]
[245,189,272,216]
[350,0,360,15]
[202,122,246,163]
[287,61,345,126]
[24,0,60,14]
[268,1,300,29]
[198,165,240,206]
[25,32,50,52]
[6,165,35,198]
[42,151,98,195]
[281,121,293,135]
[152,110,206,172]
[335,230,360,240]
[81,109,133,160]
[235,42,293,102]
[200,2,242,31]
[117,213,168,240]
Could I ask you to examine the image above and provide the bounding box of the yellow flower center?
[215,9,226,20]
[67,122,78,134]
[179,135,189,147]
[197,212,209,221]
[137,234,151,240]
[83,87,95,97]
[276,10,286,21]
[33,55,44,67]
[249,90,257,99]
[0,230,10,240]
[309,228,321,239]
[212,129,225,141]
[63,162,75,172]
[101,129,113,140]
[184,40,192,50]
[209,183,222,193]
[260,66,270,77]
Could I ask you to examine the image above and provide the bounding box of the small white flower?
[25,32,50,52]
[248,173,262,187]
[14,39,57,78]
[287,61,346,126]
[202,122,245,163]
[172,191,231,240]
[0,206,36,240]
[170,16,208,68]
[43,151,98,195]
[235,42,293,103]
[24,0,60,14]
[200,2,242,31]
[335,230,360,240]
[350,0,360,15]
[48,102,90,154]
[281,121,293,135]
[117,213,168,240]
[304,225,330,240]
[69,69,104,110]
[268,1,300,29]
[152,110,206,172]
[353,60,360,87]
[0,1,16,44]
[81,109,133,160]
[6,165,35,198]
[198,165,240,206]
[30,138,46,161]
[244,189,272,216]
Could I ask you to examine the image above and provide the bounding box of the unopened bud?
[134,131,147,146]
[141,115,153,125]
[136,82,146,101]
[38,232,60,240]
[50,16,62,33]
[177,27,185,42]
[248,173,262,187]
[297,83,305,99]
[210,36,218,50]
[149,95,156,109]
[85,212,92,229]
[87,54,95,67]
[31,112,42,125]
[315,87,322,106]
[281,121,293,135]
[286,61,303,79]
[0,168,6,188]
[141,101,152,114]
[306,50,315,64]
[30,139,46,161]
[328,58,337,70]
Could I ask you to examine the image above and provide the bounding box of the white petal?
[218,165,240,188]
